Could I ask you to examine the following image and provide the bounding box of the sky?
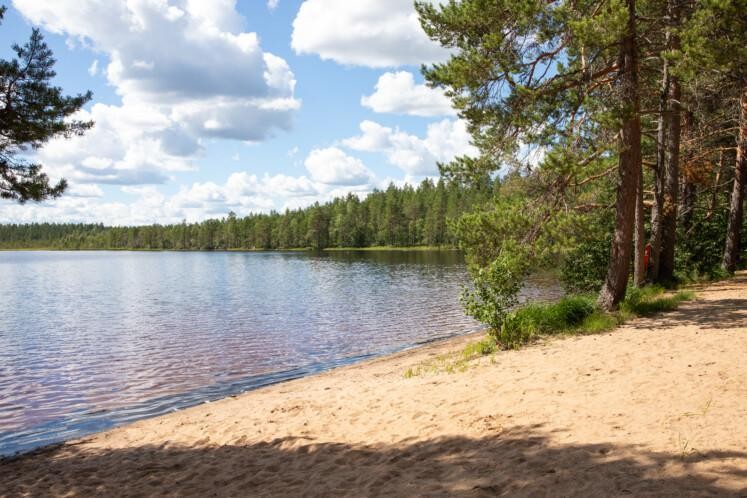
[0,0,476,226]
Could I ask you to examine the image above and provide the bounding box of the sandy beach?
[2,274,746,497]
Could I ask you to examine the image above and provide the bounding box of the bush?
[675,208,728,278]
[559,214,613,293]
[461,249,527,335]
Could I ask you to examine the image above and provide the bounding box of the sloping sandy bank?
[2,274,746,497]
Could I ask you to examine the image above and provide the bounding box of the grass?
[620,286,695,315]
[405,283,697,378]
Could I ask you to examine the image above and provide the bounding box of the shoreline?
[0,246,460,253]
[0,329,483,460]
[3,274,746,496]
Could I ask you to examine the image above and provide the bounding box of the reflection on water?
[0,250,560,456]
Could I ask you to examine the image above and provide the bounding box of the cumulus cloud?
[361,71,455,117]
[343,119,476,175]
[304,147,374,186]
[291,0,449,68]
[267,0,279,10]
[32,102,191,187]
[12,0,300,187]
[0,168,380,225]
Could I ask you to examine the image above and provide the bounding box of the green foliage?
[559,237,611,293]
[559,212,614,292]
[498,296,597,348]
[0,179,493,250]
[485,285,694,349]
[620,286,695,315]
[460,246,528,336]
[0,11,92,202]
[675,208,730,280]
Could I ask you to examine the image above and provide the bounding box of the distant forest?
[0,179,495,250]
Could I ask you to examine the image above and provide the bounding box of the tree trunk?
[598,0,641,311]
[658,75,681,283]
[634,166,646,286]
[722,88,747,273]
[648,53,670,281]
[656,0,681,284]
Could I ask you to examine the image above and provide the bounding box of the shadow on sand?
[3,424,746,497]
[629,273,747,331]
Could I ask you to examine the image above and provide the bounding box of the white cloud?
[67,184,104,198]
[304,147,374,186]
[291,0,449,68]
[343,119,476,175]
[362,71,454,117]
[87,59,99,76]
[267,0,279,10]
[33,102,192,187]
[0,167,381,225]
[12,0,300,185]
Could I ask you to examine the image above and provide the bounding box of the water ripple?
[0,250,560,456]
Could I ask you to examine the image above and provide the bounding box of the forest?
[0,179,493,251]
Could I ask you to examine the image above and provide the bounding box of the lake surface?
[0,250,560,456]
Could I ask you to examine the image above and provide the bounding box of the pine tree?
[0,7,92,202]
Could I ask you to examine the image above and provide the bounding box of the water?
[0,250,560,456]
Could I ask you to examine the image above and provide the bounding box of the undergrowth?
[404,284,696,378]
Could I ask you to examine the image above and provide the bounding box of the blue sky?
[0,0,474,225]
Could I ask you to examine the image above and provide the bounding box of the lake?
[0,250,560,456]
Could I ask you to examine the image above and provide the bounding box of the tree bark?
[648,53,670,281]
[598,0,641,311]
[658,75,681,283]
[655,0,681,284]
[722,88,747,273]
[634,165,646,286]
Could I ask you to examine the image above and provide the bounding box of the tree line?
[0,179,494,250]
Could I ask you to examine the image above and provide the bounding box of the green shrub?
[461,249,527,335]
[675,208,728,278]
[559,213,613,293]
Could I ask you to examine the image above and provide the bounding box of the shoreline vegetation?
[3,273,745,495]
[0,245,459,252]
[407,285,697,377]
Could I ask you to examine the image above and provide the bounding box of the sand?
[2,274,746,497]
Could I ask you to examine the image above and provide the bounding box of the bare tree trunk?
[656,0,682,284]
[723,88,747,273]
[599,0,641,311]
[634,167,646,286]
[658,76,681,283]
[648,55,670,281]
